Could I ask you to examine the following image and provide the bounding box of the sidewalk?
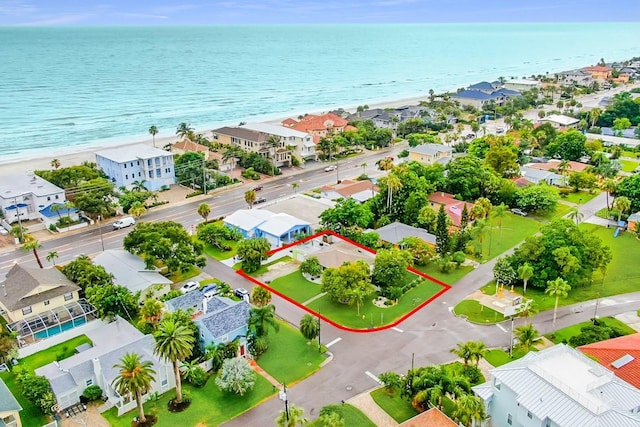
[347,389,398,427]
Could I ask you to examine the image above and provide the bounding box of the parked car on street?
[253,185,263,191]
[112,217,135,229]
[324,165,337,172]
[511,208,528,217]
[180,281,199,294]
[253,197,267,205]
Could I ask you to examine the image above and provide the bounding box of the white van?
[112,217,136,229]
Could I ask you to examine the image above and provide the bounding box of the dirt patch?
[59,402,110,427]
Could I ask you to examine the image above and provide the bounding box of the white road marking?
[496,323,508,333]
[326,337,342,348]
[392,327,404,333]
[365,371,381,384]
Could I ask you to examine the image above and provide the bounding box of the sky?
[1,0,639,26]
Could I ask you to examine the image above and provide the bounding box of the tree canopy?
[236,237,271,273]
[322,260,375,310]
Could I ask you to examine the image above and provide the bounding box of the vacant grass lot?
[545,317,636,345]
[256,321,326,385]
[307,404,376,427]
[471,212,542,261]
[103,374,275,427]
[414,264,474,285]
[268,270,323,304]
[453,300,505,324]
[202,239,238,260]
[561,191,599,204]
[536,203,573,221]
[620,158,640,172]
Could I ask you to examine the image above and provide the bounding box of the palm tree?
[517,263,534,294]
[471,219,489,257]
[545,278,571,329]
[140,299,164,327]
[568,208,584,225]
[385,173,403,211]
[153,319,195,404]
[197,203,211,222]
[129,201,147,219]
[112,352,156,424]
[515,299,538,325]
[50,203,64,221]
[222,146,244,170]
[614,196,631,222]
[474,197,492,220]
[601,178,617,210]
[250,286,272,307]
[244,190,256,209]
[176,122,194,140]
[492,203,508,234]
[557,159,571,176]
[451,341,475,366]
[468,341,487,367]
[249,304,279,337]
[148,125,159,148]
[299,314,319,342]
[590,107,602,128]
[46,251,59,266]
[514,324,542,353]
[275,403,308,427]
[22,234,43,268]
[131,180,147,192]
[376,157,394,173]
[266,135,281,174]
[453,394,486,427]
[291,182,299,194]
[50,158,61,170]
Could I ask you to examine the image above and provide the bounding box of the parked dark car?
[253,197,267,205]
[253,185,263,191]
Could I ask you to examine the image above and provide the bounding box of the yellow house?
[408,143,453,165]
[0,378,21,427]
[0,264,80,323]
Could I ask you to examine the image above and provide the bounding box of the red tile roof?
[428,192,472,227]
[321,179,378,198]
[172,140,209,154]
[583,65,612,72]
[283,113,349,133]
[399,408,458,427]
[579,333,640,389]
[526,160,589,173]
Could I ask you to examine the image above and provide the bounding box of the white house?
[93,250,173,304]
[241,122,317,163]
[473,344,640,427]
[36,318,175,415]
[502,79,541,92]
[95,145,175,191]
[519,166,565,186]
[0,174,74,225]
[224,209,311,248]
[538,114,580,130]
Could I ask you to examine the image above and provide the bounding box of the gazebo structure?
[7,299,97,345]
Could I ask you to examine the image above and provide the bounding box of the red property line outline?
[236,230,451,333]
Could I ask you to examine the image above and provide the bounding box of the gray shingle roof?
[197,300,250,340]
[164,291,205,313]
[212,126,269,143]
[375,222,436,245]
[93,250,171,294]
[0,264,79,311]
[409,143,453,156]
[0,378,21,413]
[468,81,496,90]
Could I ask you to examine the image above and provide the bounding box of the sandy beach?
[0,94,429,177]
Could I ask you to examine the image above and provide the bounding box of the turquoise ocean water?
[1,23,639,163]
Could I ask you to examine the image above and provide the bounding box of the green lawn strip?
[480,281,496,296]
[620,159,640,172]
[508,224,640,311]
[622,150,639,158]
[536,203,573,221]
[453,300,505,324]
[561,191,599,204]
[103,374,276,427]
[0,372,49,427]
[545,317,635,345]
[474,213,542,261]
[167,265,200,283]
[267,270,322,304]
[414,264,473,285]
[484,348,530,367]
[307,404,376,427]
[248,256,293,277]
[307,274,444,329]
[370,388,418,423]
[257,321,326,385]
[17,335,93,373]
[202,240,238,260]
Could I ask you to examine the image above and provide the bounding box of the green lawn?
[511,224,640,311]
[370,388,418,423]
[536,202,573,221]
[248,256,293,276]
[202,240,238,260]
[545,317,635,345]
[414,264,474,285]
[307,273,445,329]
[1,335,93,427]
[257,321,326,385]
[167,265,200,283]
[484,348,530,367]
[307,404,376,427]
[472,213,542,261]
[620,158,640,172]
[268,270,323,304]
[622,150,639,158]
[480,281,497,296]
[453,300,505,324]
[561,191,599,204]
[103,374,275,427]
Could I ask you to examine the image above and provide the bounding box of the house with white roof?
[519,166,565,186]
[93,250,173,304]
[502,79,541,92]
[0,173,76,226]
[95,144,175,191]
[223,209,311,248]
[473,344,640,427]
[36,318,174,415]
[538,114,580,130]
[0,378,22,427]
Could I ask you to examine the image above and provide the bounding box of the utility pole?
[317,314,322,353]
[14,196,24,242]
[509,316,515,358]
[202,158,207,195]
[97,215,105,252]
[279,383,289,422]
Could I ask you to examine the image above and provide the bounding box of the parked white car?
[180,281,200,294]
[112,217,136,229]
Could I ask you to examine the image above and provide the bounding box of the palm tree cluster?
[247,304,279,358]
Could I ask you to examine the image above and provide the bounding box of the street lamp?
[509,316,515,358]
[317,314,321,353]
[278,383,289,422]
[97,215,105,252]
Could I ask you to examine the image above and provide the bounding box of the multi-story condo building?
[95,144,175,191]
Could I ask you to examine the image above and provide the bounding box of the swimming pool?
[33,318,87,340]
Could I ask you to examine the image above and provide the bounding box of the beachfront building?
[452,81,521,109]
[502,78,541,92]
[223,209,311,248]
[241,122,317,164]
[408,144,453,165]
[282,113,355,139]
[36,318,175,415]
[583,65,613,80]
[95,144,175,191]
[93,250,173,305]
[0,378,22,427]
[538,114,580,130]
[0,173,76,225]
[164,292,250,356]
[556,69,594,86]
[472,344,640,427]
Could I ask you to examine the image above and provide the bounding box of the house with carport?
[223,209,311,248]
[0,378,22,427]
[36,318,174,415]
[93,250,173,304]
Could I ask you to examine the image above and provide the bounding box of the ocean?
[1,23,639,163]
